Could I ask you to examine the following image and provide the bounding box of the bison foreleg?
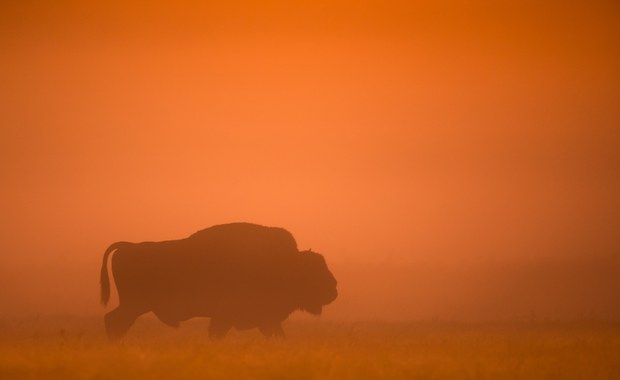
[259,322,285,338]
[208,318,233,339]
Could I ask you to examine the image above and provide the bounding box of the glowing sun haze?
[0,1,619,319]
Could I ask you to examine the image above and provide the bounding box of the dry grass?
[1,316,619,380]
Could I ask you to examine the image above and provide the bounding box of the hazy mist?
[1,1,619,321]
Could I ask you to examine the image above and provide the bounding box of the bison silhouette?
[100,223,338,340]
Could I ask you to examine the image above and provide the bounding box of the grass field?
[1,316,619,380]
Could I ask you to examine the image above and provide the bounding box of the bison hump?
[188,223,299,259]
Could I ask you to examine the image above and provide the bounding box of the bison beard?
[100,223,338,340]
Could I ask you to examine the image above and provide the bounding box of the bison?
[100,222,338,340]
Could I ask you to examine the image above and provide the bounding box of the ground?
[1,316,619,379]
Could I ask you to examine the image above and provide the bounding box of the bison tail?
[100,241,129,306]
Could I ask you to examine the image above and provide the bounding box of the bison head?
[296,250,338,315]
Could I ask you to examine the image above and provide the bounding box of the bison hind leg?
[104,306,142,341]
[153,309,181,328]
[208,318,233,340]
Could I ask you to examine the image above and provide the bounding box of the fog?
[1,1,619,321]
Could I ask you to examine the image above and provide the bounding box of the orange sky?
[1,1,619,319]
